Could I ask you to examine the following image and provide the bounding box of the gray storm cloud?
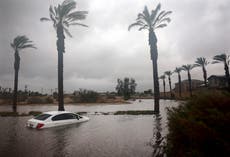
[0,0,229,93]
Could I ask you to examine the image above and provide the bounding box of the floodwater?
[0,99,179,157]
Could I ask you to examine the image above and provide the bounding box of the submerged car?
[27,111,89,129]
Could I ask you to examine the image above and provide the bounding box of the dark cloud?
[0,0,229,92]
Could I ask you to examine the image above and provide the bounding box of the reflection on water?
[0,99,178,157]
[151,114,166,157]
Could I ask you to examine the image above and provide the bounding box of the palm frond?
[159,17,171,23]
[69,22,88,27]
[63,27,73,37]
[19,44,37,49]
[138,25,148,31]
[174,67,182,73]
[136,13,145,21]
[60,0,76,18]
[150,3,161,23]
[182,64,195,71]
[155,24,167,29]
[41,0,88,34]
[49,6,57,25]
[212,61,220,64]
[143,6,150,20]
[195,57,209,66]
[159,75,165,79]
[128,22,143,31]
[67,11,88,20]
[153,11,172,27]
[63,21,69,27]
[213,54,227,62]
[11,35,36,51]
[40,17,51,22]
[165,71,173,76]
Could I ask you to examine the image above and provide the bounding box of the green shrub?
[166,91,230,157]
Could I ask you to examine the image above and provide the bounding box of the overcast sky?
[0,0,230,93]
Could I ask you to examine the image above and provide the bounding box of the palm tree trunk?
[202,66,207,87]
[152,60,160,113]
[163,79,166,99]
[224,63,230,91]
[13,51,20,112]
[188,71,192,97]
[178,74,181,97]
[169,76,172,98]
[149,29,160,113]
[57,23,65,111]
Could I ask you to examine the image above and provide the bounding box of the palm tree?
[11,35,36,112]
[212,53,230,90]
[182,64,195,97]
[159,75,166,99]
[128,3,172,113]
[164,71,173,98]
[40,0,88,111]
[174,67,182,97]
[194,57,209,87]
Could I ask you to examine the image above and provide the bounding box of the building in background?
[174,79,203,92]
[208,75,228,88]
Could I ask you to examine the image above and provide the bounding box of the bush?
[79,89,99,103]
[27,96,53,104]
[166,91,230,157]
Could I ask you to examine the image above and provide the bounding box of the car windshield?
[34,114,52,121]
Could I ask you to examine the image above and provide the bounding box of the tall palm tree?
[128,3,172,113]
[182,64,195,97]
[159,75,166,99]
[212,53,230,90]
[174,67,182,97]
[164,71,173,98]
[194,57,209,87]
[40,0,88,111]
[11,35,36,112]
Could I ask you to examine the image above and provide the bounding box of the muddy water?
[0,99,179,157]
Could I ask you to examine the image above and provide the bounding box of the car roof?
[43,111,75,115]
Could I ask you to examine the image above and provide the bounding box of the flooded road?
[0,99,179,157]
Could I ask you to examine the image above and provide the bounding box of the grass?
[0,111,42,117]
[114,110,155,115]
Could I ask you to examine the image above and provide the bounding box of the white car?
[27,111,89,129]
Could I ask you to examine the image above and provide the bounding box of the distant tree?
[40,0,88,111]
[182,64,195,97]
[130,78,137,95]
[174,67,183,97]
[128,3,172,113]
[79,89,99,103]
[194,57,209,87]
[212,53,230,90]
[144,89,153,95]
[116,79,124,96]
[123,78,130,100]
[115,78,137,100]
[165,71,173,98]
[159,75,166,99]
[10,35,36,112]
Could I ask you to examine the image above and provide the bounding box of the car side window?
[52,113,77,121]
[73,114,83,119]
